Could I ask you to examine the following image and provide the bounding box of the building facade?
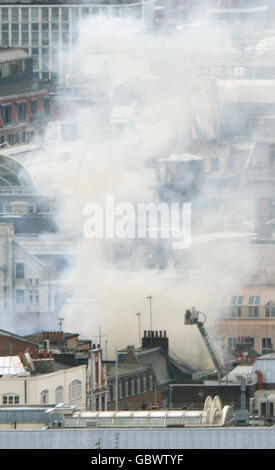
[0,358,87,409]
[0,1,155,83]
[0,223,68,332]
[0,47,52,145]
[217,243,275,357]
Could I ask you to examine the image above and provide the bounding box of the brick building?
[0,328,39,356]
[0,47,52,146]
[106,330,193,410]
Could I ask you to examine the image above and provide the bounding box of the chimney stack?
[141,330,169,355]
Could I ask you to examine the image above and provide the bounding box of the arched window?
[55,386,64,404]
[68,380,82,402]
[40,390,49,404]
[266,301,275,317]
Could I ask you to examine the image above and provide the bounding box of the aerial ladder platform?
[184,307,225,382]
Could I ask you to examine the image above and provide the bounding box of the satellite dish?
[210,395,223,426]
[202,396,213,425]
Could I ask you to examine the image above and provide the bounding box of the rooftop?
[0,355,27,376]
[0,48,30,64]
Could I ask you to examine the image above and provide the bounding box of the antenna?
[58,317,64,332]
[136,312,142,346]
[146,296,152,331]
[92,327,108,347]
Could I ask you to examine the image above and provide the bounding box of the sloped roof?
[135,347,173,386]
[0,356,26,376]
[107,363,151,379]
[0,329,39,347]
[15,234,76,256]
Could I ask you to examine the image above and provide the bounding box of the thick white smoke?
[24,14,262,370]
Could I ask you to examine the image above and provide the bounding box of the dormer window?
[248,296,260,317]
[231,296,243,317]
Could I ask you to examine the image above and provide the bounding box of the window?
[29,289,39,304]
[2,394,19,405]
[262,338,272,354]
[248,296,260,317]
[22,32,29,46]
[266,301,275,317]
[231,296,243,317]
[128,378,132,396]
[108,384,114,401]
[11,8,19,22]
[52,7,59,22]
[11,33,19,46]
[15,263,24,280]
[133,377,138,395]
[261,402,267,417]
[61,8,69,22]
[227,337,237,351]
[21,8,29,22]
[16,289,25,304]
[71,8,79,21]
[121,381,126,399]
[41,8,49,22]
[68,380,82,402]
[42,32,49,46]
[55,386,64,403]
[40,390,49,404]
[31,32,39,46]
[43,98,50,116]
[30,100,37,117]
[31,8,39,22]
[2,8,9,22]
[1,32,9,47]
[1,105,11,124]
[16,102,26,122]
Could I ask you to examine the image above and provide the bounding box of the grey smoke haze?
[24,14,263,369]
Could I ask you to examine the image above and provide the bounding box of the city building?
[0,328,39,356]
[0,353,87,409]
[0,328,107,411]
[0,47,53,146]
[0,1,156,83]
[106,331,193,410]
[0,223,72,332]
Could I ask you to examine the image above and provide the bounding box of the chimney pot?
[164,331,167,338]
[144,330,146,338]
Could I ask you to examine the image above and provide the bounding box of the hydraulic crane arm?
[184,307,224,378]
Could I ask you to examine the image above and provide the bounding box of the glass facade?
[0,3,153,81]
